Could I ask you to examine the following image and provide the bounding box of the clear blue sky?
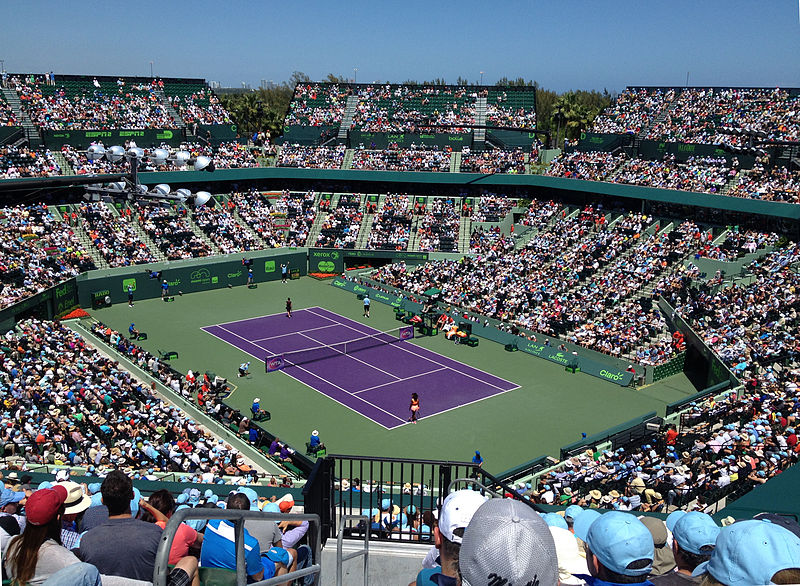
[2,0,799,92]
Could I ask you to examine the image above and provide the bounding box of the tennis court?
[202,307,519,429]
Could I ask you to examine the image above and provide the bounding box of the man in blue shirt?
[363,295,371,318]
[309,430,325,455]
[200,492,293,582]
[161,280,169,299]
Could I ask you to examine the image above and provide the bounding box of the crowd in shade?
[78,202,158,267]
[417,198,460,252]
[284,83,348,126]
[366,194,413,250]
[232,189,317,248]
[0,147,61,180]
[193,200,260,254]
[459,148,526,174]
[351,146,451,172]
[694,228,779,262]
[315,194,363,248]
[468,195,517,222]
[135,203,213,260]
[0,204,95,308]
[276,144,346,169]
[591,86,800,145]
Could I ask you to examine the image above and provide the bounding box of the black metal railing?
[304,454,543,544]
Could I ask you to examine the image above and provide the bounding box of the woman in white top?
[4,484,99,586]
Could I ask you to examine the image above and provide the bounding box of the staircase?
[338,96,359,140]
[66,204,111,270]
[187,209,223,254]
[450,151,461,173]
[457,216,471,253]
[152,89,186,134]
[407,216,422,252]
[341,148,354,170]
[474,96,487,147]
[637,94,679,140]
[52,150,75,176]
[230,203,265,246]
[306,194,341,246]
[721,170,741,195]
[1,88,43,148]
[123,204,168,262]
[355,213,374,249]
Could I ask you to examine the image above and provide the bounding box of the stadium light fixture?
[83,145,214,207]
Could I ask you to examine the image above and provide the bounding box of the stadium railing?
[154,508,322,586]
[304,454,543,545]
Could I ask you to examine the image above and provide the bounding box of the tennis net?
[266,325,415,372]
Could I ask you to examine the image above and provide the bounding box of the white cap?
[439,489,488,544]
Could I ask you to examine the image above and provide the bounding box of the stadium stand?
[459,147,526,174]
[277,144,345,169]
[351,146,451,172]
[314,193,363,248]
[0,146,62,179]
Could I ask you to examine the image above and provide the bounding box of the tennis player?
[286,297,293,318]
[408,393,420,424]
[363,295,371,318]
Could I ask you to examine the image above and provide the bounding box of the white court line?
[216,324,268,353]
[201,306,325,330]
[252,323,339,343]
[353,367,448,394]
[298,332,402,382]
[201,318,407,430]
[286,362,406,428]
[305,307,519,392]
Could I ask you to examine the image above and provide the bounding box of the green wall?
[42,128,184,149]
[76,250,306,307]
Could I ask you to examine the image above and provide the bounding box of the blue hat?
[542,512,568,530]
[666,510,686,532]
[265,547,291,566]
[207,494,219,504]
[693,520,800,586]
[406,505,417,515]
[38,481,53,491]
[204,489,214,498]
[87,483,101,495]
[237,487,260,511]
[0,488,26,507]
[261,502,281,513]
[585,511,653,576]
[90,493,103,507]
[573,509,602,541]
[381,498,391,511]
[565,505,584,522]
[176,493,189,504]
[672,512,720,555]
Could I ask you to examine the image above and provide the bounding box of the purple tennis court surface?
[201,307,519,429]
